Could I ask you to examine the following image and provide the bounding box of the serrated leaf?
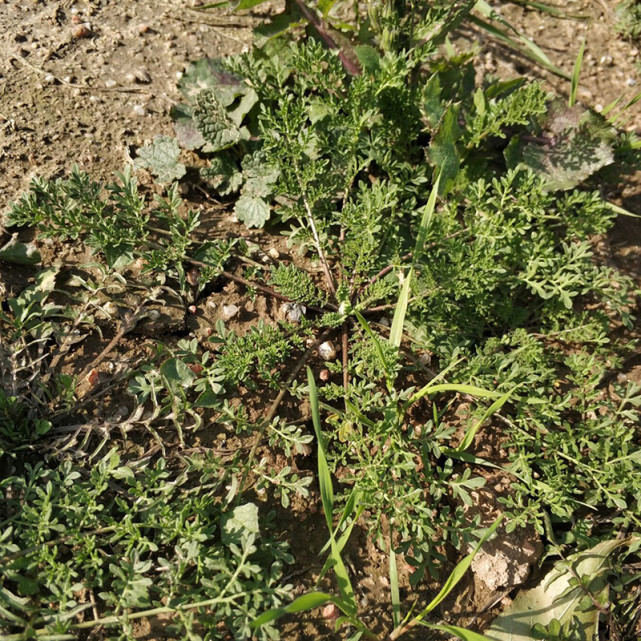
[178,58,243,104]
[517,101,615,191]
[134,136,186,184]
[201,153,243,195]
[235,194,271,228]
[171,103,206,150]
[195,90,243,152]
[221,503,260,545]
[0,235,41,265]
[486,538,633,641]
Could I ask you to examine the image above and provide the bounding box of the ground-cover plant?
[3,0,641,638]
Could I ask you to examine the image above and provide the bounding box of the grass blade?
[307,367,358,614]
[468,14,569,79]
[421,623,496,641]
[414,174,441,261]
[355,311,394,387]
[389,267,413,348]
[408,382,502,406]
[456,388,514,452]
[569,33,586,107]
[389,537,401,627]
[307,367,333,531]
[416,515,502,617]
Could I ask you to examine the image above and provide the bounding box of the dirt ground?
[1,0,641,639]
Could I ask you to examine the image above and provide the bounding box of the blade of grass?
[569,33,586,107]
[455,388,514,452]
[307,367,358,615]
[408,382,502,407]
[467,14,569,79]
[390,515,503,640]
[307,367,333,531]
[475,0,552,65]
[389,267,412,348]
[389,535,401,628]
[355,310,394,389]
[413,174,441,262]
[606,202,641,218]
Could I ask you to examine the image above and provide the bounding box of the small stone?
[137,23,150,35]
[104,79,117,88]
[322,603,339,621]
[103,301,119,318]
[600,54,613,66]
[630,48,639,58]
[132,104,147,116]
[281,302,306,323]
[418,352,432,367]
[319,369,331,381]
[617,373,628,383]
[71,23,92,39]
[221,304,239,321]
[134,69,151,84]
[318,341,337,362]
[44,74,56,84]
[378,316,390,327]
[627,77,638,86]
[188,305,197,314]
[71,14,83,24]
[186,268,200,287]
[268,247,279,259]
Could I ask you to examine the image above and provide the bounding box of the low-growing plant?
[2,0,641,638]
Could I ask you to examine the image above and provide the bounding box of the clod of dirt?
[471,529,542,592]
[221,304,239,321]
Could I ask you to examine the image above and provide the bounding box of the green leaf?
[178,58,244,104]
[307,367,333,531]
[409,383,502,406]
[172,103,206,150]
[428,106,461,193]
[221,502,260,545]
[230,0,271,9]
[354,45,381,74]
[414,516,503,621]
[389,267,412,349]
[134,136,186,184]
[516,100,615,191]
[390,539,401,627]
[427,624,496,641]
[0,236,41,265]
[413,173,441,262]
[456,389,514,452]
[234,194,271,228]
[569,34,586,108]
[486,538,633,641]
[160,357,196,392]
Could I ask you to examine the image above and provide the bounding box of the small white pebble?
[281,302,306,323]
[627,78,638,86]
[44,74,55,84]
[617,373,628,383]
[105,79,117,88]
[600,54,613,66]
[318,341,337,361]
[221,304,239,321]
[378,316,390,327]
[268,247,279,259]
[132,104,147,116]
